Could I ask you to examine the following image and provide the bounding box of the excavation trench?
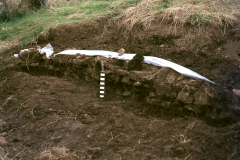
[2,15,240,125]
[1,14,240,159]
[15,52,240,125]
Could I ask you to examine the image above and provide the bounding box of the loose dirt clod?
[118,48,125,56]
[127,54,144,71]
[233,89,240,98]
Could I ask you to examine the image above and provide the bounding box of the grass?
[228,145,239,160]
[0,55,11,68]
[158,0,171,9]
[118,0,240,50]
[1,95,13,110]
[122,0,240,30]
[0,0,139,51]
[0,0,240,51]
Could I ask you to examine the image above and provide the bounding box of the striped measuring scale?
[100,61,105,98]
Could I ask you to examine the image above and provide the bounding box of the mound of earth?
[0,12,240,159]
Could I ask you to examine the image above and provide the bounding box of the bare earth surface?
[0,14,240,160]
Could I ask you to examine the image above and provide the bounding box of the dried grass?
[117,0,240,50]
[5,0,22,14]
[37,150,58,160]
[0,137,8,146]
[122,0,160,30]
[67,13,85,19]
[5,0,80,13]
[166,0,238,29]
[0,40,18,52]
[36,147,78,160]
[48,0,80,7]
[51,147,70,158]
[121,0,239,31]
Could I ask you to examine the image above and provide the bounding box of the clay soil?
[1,14,240,160]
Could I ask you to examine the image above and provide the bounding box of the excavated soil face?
[1,15,240,159]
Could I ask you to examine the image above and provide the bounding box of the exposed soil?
[0,13,240,160]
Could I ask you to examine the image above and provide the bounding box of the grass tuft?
[36,146,79,159]
[158,0,171,9]
[122,0,239,31]
[122,0,159,30]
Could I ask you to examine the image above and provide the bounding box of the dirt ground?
[1,13,240,160]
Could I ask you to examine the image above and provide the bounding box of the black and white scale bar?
[100,71,105,98]
[100,61,105,98]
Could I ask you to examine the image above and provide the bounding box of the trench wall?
[28,54,239,123]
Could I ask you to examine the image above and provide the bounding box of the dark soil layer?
[0,14,240,160]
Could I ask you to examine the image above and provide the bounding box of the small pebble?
[1,132,7,137]
[233,89,240,98]
[118,48,125,56]
[122,91,131,97]
[133,81,141,86]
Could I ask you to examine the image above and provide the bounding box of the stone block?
[177,91,195,104]
[73,59,88,66]
[116,69,129,76]
[122,77,132,85]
